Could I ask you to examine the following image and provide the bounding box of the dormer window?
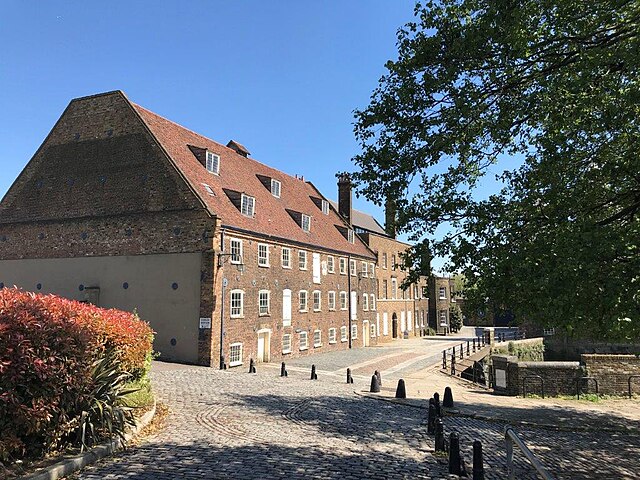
[301,214,311,232]
[322,199,329,215]
[271,179,281,198]
[206,151,220,174]
[241,194,255,217]
[348,229,355,243]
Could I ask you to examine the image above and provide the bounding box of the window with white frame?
[230,290,244,317]
[351,324,358,340]
[439,310,447,325]
[258,290,270,316]
[301,214,311,232]
[391,278,398,300]
[299,290,308,311]
[299,331,308,350]
[341,326,348,342]
[371,324,376,337]
[282,334,292,353]
[361,262,368,277]
[299,250,308,270]
[362,294,369,311]
[313,290,321,311]
[348,229,355,243]
[240,194,255,217]
[329,327,337,344]
[282,247,291,268]
[313,329,322,347]
[339,257,347,275]
[258,243,269,267]
[320,199,329,215]
[369,262,375,277]
[439,286,447,299]
[270,179,281,198]
[382,279,388,299]
[350,259,356,276]
[328,291,336,310]
[206,151,220,174]
[391,254,396,270]
[229,342,243,366]
[382,252,388,269]
[282,289,292,326]
[327,256,335,273]
[230,238,242,264]
[339,291,347,310]
[370,294,376,311]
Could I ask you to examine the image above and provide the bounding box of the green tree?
[352,0,640,340]
[449,304,463,332]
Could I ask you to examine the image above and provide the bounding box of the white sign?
[199,317,212,329]
[495,369,506,388]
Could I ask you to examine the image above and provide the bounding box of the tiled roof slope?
[131,101,374,259]
[328,200,388,236]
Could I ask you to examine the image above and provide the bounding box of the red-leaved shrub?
[0,288,154,461]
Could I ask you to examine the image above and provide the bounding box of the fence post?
[443,350,447,369]
[460,343,464,359]
[451,352,456,376]
[473,440,484,480]
[473,338,476,352]
[467,340,470,356]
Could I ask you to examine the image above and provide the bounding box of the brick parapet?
[582,354,640,395]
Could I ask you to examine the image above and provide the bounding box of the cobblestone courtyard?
[70,338,640,479]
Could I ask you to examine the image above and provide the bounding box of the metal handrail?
[505,427,555,480]
[576,377,599,399]
[522,374,544,398]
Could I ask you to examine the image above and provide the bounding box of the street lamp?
[217,252,244,369]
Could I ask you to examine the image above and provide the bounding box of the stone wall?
[582,354,640,396]
[544,337,640,361]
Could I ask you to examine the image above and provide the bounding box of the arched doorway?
[392,313,398,338]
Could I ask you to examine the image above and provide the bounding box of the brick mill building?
[0,90,379,367]
[330,180,430,342]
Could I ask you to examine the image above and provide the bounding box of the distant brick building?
[330,178,429,342]
[0,91,377,367]
[428,276,457,334]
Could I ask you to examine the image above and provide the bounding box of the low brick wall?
[582,354,640,395]
[492,355,583,396]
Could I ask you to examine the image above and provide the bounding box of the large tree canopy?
[352,0,640,340]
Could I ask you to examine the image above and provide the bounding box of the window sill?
[313,309,321,313]
[282,265,292,269]
[258,264,270,268]
[299,309,308,313]
[299,346,308,351]
[314,344,322,348]
[341,339,348,343]
[283,322,291,327]
[329,340,337,345]
[230,315,244,319]
[328,308,336,311]
[259,313,270,317]
[299,267,308,271]
[282,350,292,355]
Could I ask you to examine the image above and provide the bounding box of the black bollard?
[395,379,407,399]
[370,374,381,393]
[435,419,446,452]
[473,338,476,352]
[473,440,484,480]
[346,368,354,384]
[281,362,286,377]
[310,364,318,380]
[249,358,256,374]
[448,432,461,475]
[427,400,436,434]
[284,370,288,377]
[443,386,454,408]
[375,369,382,387]
[434,392,441,417]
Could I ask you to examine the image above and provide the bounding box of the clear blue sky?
[0,1,470,270]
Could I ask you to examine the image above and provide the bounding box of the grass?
[123,377,154,409]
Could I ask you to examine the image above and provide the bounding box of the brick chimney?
[337,174,352,225]
[385,196,396,238]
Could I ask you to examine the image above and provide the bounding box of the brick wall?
[493,356,583,397]
[582,354,640,396]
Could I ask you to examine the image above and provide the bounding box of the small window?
[271,179,281,198]
[382,252,388,269]
[370,324,376,338]
[348,229,355,243]
[259,290,270,316]
[371,294,376,311]
[350,259,356,276]
[282,334,292,353]
[299,331,308,350]
[229,342,243,366]
[363,294,369,311]
[369,263,375,277]
[206,151,220,174]
[339,258,347,275]
[382,280,388,299]
[392,278,398,300]
[361,262,368,278]
[328,291,336,310]
[301,214,311,232]
[258,243,269,267]
[439,286,447,299]
[230,238,243,264]
[329,327,337,344]
[391,254,397,270]
[339,291,348,310]
[241,194,255,217]
[422,285,428,298]
[202,183,215,196]
[282,247,291,268]
[439,310,448,325]
[351,324,358,340]
[313,290,321,311]
[230,290,244,317]
[299,290,308,312]
[321,199,329,215]
[299,250,308,270]
[341,326,348,342]
[314,329,322,348]
[327,256,335,273]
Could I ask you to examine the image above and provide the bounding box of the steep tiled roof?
[328,200,388,236]
[131,101,374,259]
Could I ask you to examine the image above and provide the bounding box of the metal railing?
[522,374,545,398]
[576,376,599,399]
[505,427,555,480]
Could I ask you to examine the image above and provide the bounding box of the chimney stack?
[385,196,396,238]
[337,174,352,225]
